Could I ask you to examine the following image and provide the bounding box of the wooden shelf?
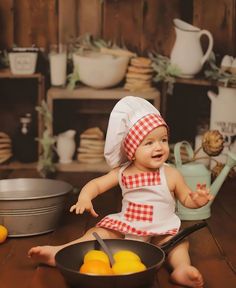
[174,77,215,86]
[0,70,45,171]
[46,86,161,173]
[0,161,37,170]
[174,76,236,88]
[47,86,161,114]
[56,160,109,173]
[0,160,110,173]
[0,86,159,173]
[160,76,222,118]
[0,69,43,79]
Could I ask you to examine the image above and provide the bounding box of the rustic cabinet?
[0,69,45,169]
[0,0,235,170]
[47,86,161,172]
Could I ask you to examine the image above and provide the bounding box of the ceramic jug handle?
[207,90,217,102]
[174,141,194,168]
[199,30,213,65]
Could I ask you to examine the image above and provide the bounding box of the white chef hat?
[104,96,167,168]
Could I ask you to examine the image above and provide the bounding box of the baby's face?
[134,126,169,171]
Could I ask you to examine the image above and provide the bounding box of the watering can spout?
[210,151,236,197]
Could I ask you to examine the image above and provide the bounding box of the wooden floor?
[0,168,235,288]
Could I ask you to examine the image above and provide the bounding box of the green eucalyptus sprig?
[204,52,236,86]
[35,100,52,130]
[35,100,56,178]
[148,52,182,83]
[0,50,9,68]
[67,69,80,90]
[67,33,118,59]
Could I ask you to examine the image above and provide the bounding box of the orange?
[0,225,8,244]
[112,260,146,275]
[113,250,141,262]
[79,260,114,275]
[84,249,109,265]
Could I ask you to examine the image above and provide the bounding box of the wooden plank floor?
[0,169,235,288]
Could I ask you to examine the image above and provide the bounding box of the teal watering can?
[174,141,236,220]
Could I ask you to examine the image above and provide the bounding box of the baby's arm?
[165,166,213,209]
[70,168,119,217]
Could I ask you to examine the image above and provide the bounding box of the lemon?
[112,260,146,275]
[84,250,110,265]
[0,225,8,244]
[113,250,141,263]
[79,259,113,275]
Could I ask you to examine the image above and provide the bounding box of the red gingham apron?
[97,163,180,237]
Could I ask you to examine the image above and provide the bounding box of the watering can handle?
[174,141,194,168]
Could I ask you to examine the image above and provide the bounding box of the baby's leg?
[28,227,122,267]
[152,237,203,288]
[168,241,203,287]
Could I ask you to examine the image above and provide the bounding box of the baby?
[28,96,213,287]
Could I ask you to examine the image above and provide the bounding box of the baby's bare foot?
[171,265,204,287]
[28,245,62,267]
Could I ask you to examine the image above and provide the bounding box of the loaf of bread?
[0,132,12,164]
[124,56,155,92]
[80,127,104,140]
[77,127,105,164]
[130,57,152,68]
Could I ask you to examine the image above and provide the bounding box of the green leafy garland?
[35,100,56,178]
[149,51,236,88]
[204,53,236,86]
[148,52,182,83]
[0,50,9,68]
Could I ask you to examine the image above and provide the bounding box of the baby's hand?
[189,187,214,207]
[69,197,98,217]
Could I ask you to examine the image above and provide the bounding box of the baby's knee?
[85,226,122,239]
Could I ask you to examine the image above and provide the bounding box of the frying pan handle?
[160,222,207,253]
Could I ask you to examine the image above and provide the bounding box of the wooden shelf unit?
[0,69,45,170]
[160,77,217,118]
[47,86,161,172]
[159,75,236,119]
[55,160,110,173]
[47,86,161,115]
[0,76,221,172]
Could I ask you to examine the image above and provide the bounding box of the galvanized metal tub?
[0,178,72,237]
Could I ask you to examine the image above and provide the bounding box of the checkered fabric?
[124,202,153,222]
[122,171,161,188]
[123,113,167,160]
[97,216,178,236]
[97,216,150,235]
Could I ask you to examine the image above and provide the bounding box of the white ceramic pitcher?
[56,130,76,164]
[170,18,213,78]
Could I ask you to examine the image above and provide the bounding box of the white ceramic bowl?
[73,52,129,89]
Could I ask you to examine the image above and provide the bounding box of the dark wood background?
[0,0,236,144]
[0,0,235,57]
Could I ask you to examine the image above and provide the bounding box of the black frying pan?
[55,222,206,288]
